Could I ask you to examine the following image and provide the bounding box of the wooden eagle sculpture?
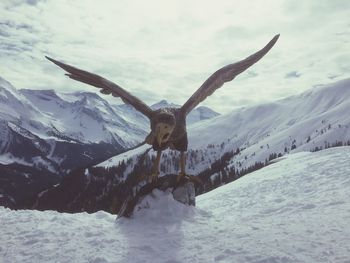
[46,34,279,182]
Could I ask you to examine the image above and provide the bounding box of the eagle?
[46,34,279,182]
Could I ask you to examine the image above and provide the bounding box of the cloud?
[0,0,349,113]
[26,0,41,5]
[285,71,301,79]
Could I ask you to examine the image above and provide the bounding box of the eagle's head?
[154,111,176,146]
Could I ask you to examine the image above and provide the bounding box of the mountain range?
[0,76,219,207]
[32,78,350,214]
[96,78,350,176]
[1,76,349,210]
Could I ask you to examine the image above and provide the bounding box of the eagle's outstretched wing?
[180,34,280,115]
[46,56,154,119]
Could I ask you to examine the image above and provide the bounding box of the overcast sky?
[0,0,349,113]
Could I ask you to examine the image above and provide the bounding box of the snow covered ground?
[1,147,350,263]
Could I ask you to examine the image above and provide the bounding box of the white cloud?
[0,0,349,113]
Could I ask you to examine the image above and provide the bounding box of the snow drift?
[1,146,349,263]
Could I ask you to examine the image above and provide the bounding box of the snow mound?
[1,147,350,263]
[132,188,196,223]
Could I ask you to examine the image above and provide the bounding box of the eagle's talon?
[149,171,159,183]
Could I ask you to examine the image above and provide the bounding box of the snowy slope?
[1,76,219,150]
[186,105,220,124]
[19,89,147,147]
[0,77,41,125]
[0,75,221,166]
[190,78,350,149]
[0,76,221,208]
[1,147,349,263]
[0,77,137,162]
[95,79,350,180]
[186,78,350,173]
[0,77,221,173]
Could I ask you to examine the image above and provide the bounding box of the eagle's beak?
[157,130,169,146]
[157,133,163,146]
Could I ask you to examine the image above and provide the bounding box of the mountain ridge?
[0,75,221,207]
[95,78,350,183]
[29,78,350,215]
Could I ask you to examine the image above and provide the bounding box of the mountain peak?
[71,91,101,100]
[151,100,179,110]
[0,76,17,92]
[186,106,220,125]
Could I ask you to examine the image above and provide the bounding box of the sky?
[0,0,349,113]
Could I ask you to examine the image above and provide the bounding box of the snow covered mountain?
[32,78,350,215]
[0,78,146,147]
[185,78,350,176]
[0,76,219,208]
[1,147,349,263]
[189,78,350,149]
[96,78,350,180]
[0,76,128,206]
[0,76,220,152]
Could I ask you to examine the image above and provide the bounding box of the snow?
[19,88,143,145]
[0,83,149,147]
[189,79,350,149]
[31,156,56,173]
[0,153,30,166]
[94,78,350,178]
[1,147,350,263]
[182,78,350,173]
[96,144,150,169]
[1,76,220,152]
[186,106,220,125]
